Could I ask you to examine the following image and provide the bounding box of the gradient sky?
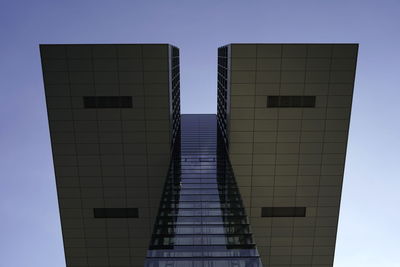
[1,0,399,266]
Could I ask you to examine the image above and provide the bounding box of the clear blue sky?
[0,0,399,266]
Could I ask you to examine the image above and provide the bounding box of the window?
[267,96,316,108]
[94,208,139,218]
[83,96,132,108]
[261,207,306,217]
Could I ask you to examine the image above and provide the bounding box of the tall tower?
[41,44,180,267]
[42,43,357,267]
[145,114,263,266]
[217,43,358,266]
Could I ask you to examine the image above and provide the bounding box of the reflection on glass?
[145,115,263,266]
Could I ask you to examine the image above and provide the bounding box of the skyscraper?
[145,114,263,266]
[217,44,358,266]
[41,43,357,267]
[41,44,180,267]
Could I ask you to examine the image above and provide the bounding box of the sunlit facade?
[218,44,358,266]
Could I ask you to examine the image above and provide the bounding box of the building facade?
[42,43,357,267]
[217,44,358,266]
[145,114,263,266]
[41,44,180,267]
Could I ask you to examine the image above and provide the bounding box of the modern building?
[217,44,358,266]
[41,44,180,267]
[145,114,263,266]
[41,43,357,267]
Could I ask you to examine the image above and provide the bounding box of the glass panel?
[145,114,263,266]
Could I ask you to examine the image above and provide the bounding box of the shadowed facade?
[42,43,357,267]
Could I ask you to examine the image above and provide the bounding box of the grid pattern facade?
[146,115,262,266]
[41,44,180,267]
[217,45,230,148]
[169,46,181,148]
[219,44,358,266]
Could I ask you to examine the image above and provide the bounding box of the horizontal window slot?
[267,96,316,108]
[261,207,306,217]
[83,96,132,108]
[94,208,138,218]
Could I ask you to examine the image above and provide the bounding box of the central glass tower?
[145,114,263,266]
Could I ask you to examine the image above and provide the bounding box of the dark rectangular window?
[94,208,138,218]
[83,96,132,108]
[267,96,316,108]
[261,207,306,217]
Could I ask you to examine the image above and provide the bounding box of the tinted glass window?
[94,208,138,218]
[261,207,306,217]
[84,96,132,108]
[267,96,316,108]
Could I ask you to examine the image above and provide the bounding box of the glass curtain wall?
[145,114,263,267]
